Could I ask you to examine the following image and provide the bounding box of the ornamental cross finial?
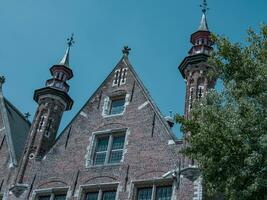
[0,76,5,85]
[24,112,31,119]
[67,33,75,48]
[200,0,209,13]
[122,46,131,56]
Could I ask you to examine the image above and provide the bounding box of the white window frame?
[31,187,69,200]
[112,68,128,87]
[102,94,130,118]
[85,128,129,167]
[78,182,119,200]
[131,178,175,200]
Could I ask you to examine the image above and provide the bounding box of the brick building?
[0,2,216,200]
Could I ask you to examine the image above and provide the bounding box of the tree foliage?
[176,25,267,200]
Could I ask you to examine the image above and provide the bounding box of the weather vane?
[67,33,75,48]
[122,46,131,56]
[200,0,209,13]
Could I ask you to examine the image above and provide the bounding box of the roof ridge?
[123,56,179,142]
[4,98,31,125]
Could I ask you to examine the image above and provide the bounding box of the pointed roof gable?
[121,56,179,141]
[56,53,180,144]
[0,77,31,165]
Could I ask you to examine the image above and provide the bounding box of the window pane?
[94,152,107,165]
[137,188,152,200]
[156,186,172,200]
[96,137,109,152]
[38,196,51,200]
[110,98,125,115]
[111,135,125,150]
[109,150,123,163]
[86,192,98,200]
[54,194,66,200]
[102,191,116,200]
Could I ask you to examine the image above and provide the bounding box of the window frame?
[78,182,119,200]
[131,178,175,200]
[31,187,69,200]
[109,95,126,115]
[93,131,126,166]
[86,128,129,167]
[102,93,130,118]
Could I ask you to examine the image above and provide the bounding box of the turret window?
[44,119,52,138]
[189,87,194,111]
[38,115,46,131]
[197,85,204,99]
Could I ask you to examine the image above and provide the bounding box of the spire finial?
[198,0,209,31]
[122,46,131,56]
[0,76,5,89]
[67,33,75,48]
[59,34,75,67]
[200,0,209,14]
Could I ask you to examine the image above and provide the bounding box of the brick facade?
[0,8,215,200]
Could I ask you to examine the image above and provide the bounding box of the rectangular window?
[38,196,51,200]
[37,194,66,200]
[155,186,172,200]
[85,191,116,200]
[136,185,172,200]
[93,132,126,166]
[138,188,152,200]
[109,97,125,115]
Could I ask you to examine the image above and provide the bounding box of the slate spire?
[59,34,75,67]
[198,0,209,31]
[198,12,209,31]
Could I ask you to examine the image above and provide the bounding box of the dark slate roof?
[198,13,209,31]
[0,86,31,165]
[4,99,31,162]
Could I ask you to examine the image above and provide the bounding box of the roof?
[56,53,181,144]
[198,13,209,31]
[0,82,31,165]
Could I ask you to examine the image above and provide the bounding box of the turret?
[178,0,216,120]
[15,35,75,187]
[32,35,74,158]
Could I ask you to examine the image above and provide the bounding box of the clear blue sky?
[0,0,266,137]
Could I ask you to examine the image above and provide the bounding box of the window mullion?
[50,193,55,200]
[105,135,113,164]
[98,189,103,200]
[151,185,156,200]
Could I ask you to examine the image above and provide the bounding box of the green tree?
[176,25,267,200]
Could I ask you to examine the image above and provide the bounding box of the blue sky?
[0,0,266,137]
